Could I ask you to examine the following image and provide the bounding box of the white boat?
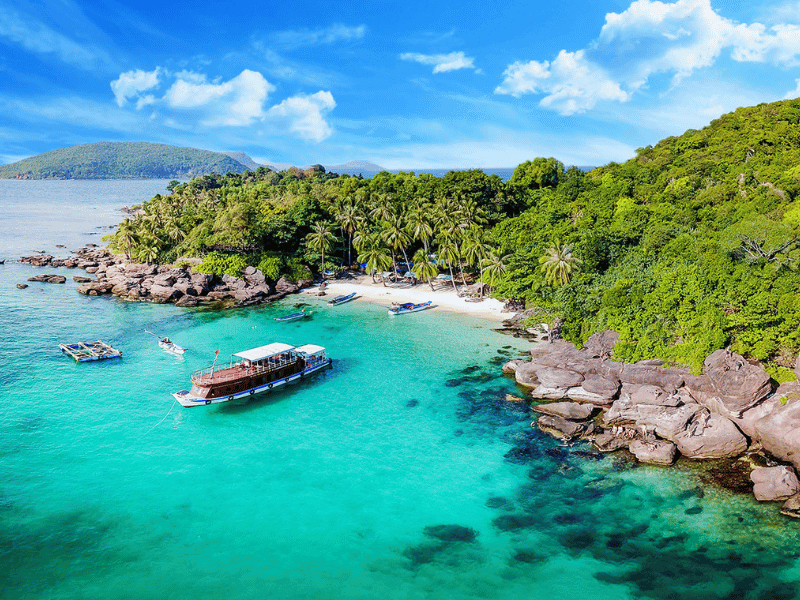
[172,342,331,407]
[159,338,187,355]
[388,301,433,315]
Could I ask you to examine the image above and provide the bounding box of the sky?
[2,0,800,170]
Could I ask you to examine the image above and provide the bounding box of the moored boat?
[274,309,310,322]
[172,342,331,407]
[387,300,432,316]
[327,292,356,306]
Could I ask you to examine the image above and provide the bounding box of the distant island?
[0,141,389,180]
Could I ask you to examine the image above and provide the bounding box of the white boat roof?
[295,344,326,355]
[234,342,295,361]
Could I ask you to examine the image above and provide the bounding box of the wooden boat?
[172,342,331,407]
[145,329,187,355]
[59,340,122,362]
[274,309,310,322]
[387,301,433,316]
[327,292,356,306]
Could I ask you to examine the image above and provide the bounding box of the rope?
[141,398,178,438]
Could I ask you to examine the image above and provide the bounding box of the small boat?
[145,329,187,355]
[327,292,356,306]
[172,342,331,407]
[388,301,433,316]
[274,309,310,322]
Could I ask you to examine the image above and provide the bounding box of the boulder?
[530,385,568,400]
[73,276,92,283]
[77,281,113,295]
[781,494,800,518]
[566,386,613,405]
[27,274,66,283]
[502,359,526,374]
[581,375,620,398]
[532,401,595,421]
[149,284,182,303]
[621,383,681,407]
[16,283,28,289]
[152,274,176,287]
[593,432,630,452]
[617,363,684,393]
[244,268,266,286]
[221,274,247,290]
[583,330,619,358]
[514,363,540,388]
[753,397,800,470]
[173,280,197,296]
[750,466,800,501]
[699,349,772,415]
[604,400,706,442]
[674,413,748,459]
[629,440,677,465]
[536,415,587,440]
[533,366,584,389]
[175,295,200,307]
[275,277,299,294]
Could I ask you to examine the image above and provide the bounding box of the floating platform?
[59,340,122,362]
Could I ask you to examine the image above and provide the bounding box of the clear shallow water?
[1,181,800,600]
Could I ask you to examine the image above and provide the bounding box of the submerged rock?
[422,524,478,543]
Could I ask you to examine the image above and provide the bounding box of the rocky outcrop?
[629,440,677,465]
[751,466,800,501]
[673,413,748,459]
[23,246,308,309]
[532,401,595,420]
[536,415,590,440]
[27,274,66,283]
[753,395,800,470]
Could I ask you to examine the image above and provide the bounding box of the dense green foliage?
[106,98,800,371]
[0,142,249,179]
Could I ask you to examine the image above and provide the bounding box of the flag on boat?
[215,349,219,355]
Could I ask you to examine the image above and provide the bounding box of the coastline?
[301,275,511,322]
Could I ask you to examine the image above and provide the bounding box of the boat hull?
[172,358,332,407]
[387,303,432,315]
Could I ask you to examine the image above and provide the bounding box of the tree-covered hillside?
[0,142,250,179]
[105,98,800,375]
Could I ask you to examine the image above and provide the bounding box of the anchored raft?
[59,340,122,362]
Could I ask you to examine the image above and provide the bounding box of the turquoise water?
[2,181,800,600]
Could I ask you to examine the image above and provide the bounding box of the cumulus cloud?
[111,68,161,107]
[496,0,800,113]
[400,51,476,73]
[784,78,800,99]
[270,23,366,50]
[268,91,336,142]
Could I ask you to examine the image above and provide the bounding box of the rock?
[27,274,66,283]
[531,385,568,400]
[621,383,680,406]
[617,363,685,393]
[674,413,748,459]
[243,265,256,276]
[699,349,772,415]
[21,254,53,266]
[73,276,92,283]
[77,281,113,295]
[750,466,800,501]
[173,280,196,296]
[275,277,299,294]
[604,399,705,441]
[502,359,526,374]
[206,291,235,301]
[84,266,99,274]
[536,414,587,439]
[422,524,477,543]
[593,432,630,452]
[16,283,28,289]
[504,394,526,403]
[244,268,266,286]
[581,375,620,398]
[514,363,540,388]
[781,494,800,518]
[533,366,584,389]
[629,440,677,465]
[149,284,182,303]
[175,295,199,307]
[583,330,619,358]
[753,397,800,470]
[566,386,613,405]
[222,274,247,290]
[532,401,595,420]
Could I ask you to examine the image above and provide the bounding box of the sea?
[1,179,800,600]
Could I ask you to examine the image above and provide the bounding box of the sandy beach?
[301,274,511,321]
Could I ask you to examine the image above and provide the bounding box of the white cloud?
[495,50,629,114]
[271,23,367,50]
[497,0,800,113]
[110,68,161,107]
[0,2,113,70]
[400,51,476,73]
[784,79,800,99]
[268,91,336,142]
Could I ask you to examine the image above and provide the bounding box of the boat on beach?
[172,342,331,407]
[274,309,310,322]
[327,292,356,306]
[388,301,433,316]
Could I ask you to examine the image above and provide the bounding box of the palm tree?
[305,222,337,279]
[462,233,491,296]
[481,252,509,291]
[357,240,392,285]
[335,203,363,268]
[539,241,582,286]
[115,219,137,259]
[407,203,433,253]
[436,239,460,294]
[381,214,411,280]
[413,249,439,291]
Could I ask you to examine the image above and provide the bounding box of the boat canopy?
[234,342,295,362]
[295,344,326,356]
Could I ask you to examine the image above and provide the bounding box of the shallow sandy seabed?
[301,275,511,321]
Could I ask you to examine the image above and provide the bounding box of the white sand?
[301,275,511,321]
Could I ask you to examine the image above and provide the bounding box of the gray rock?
[502,359,526,374]
[77,281,114,295]
[581,375,620,398]
[583,330,619,358]
[593,432,630,452]
[530,385,569,400]
[532,401,595,420]
[28,274,66,283]
[617,363,684,393]
[751,466,800,501]
[621,383,680,406]
[175,295,199,307]
[566,386,613,405]
[221,274,247,290]
[275,277,299,294]
[16,283,28,289]
[629,440,677,465]
[674,413,748,459]
[514,363,540,388]
[753,397,800,470]
[533,366,584,389]
[149,284,182,303]
[536,414,587,440]
[604,400,706,442]
[781,494,800,518]
[700,349,772,415]
[73,276,92,283]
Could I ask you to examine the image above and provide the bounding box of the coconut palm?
[335,203,363,268]
[436,239,460,293]
[462,233,491,297]
[305,222,337,278]
[481,252,509,290]
[381,214,411,280]
[115,219,137,259]
[407,203,433,253]
[357,240,392,285]
[413,249,439,291]
[539,241,582,286]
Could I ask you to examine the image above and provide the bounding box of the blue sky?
[2,0,800,169]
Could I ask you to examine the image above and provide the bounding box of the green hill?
[0,142,252,179]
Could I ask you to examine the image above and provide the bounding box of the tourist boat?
[274,309,310,322]
[327,292,356,306]
[388,301,433,316]
[172,342,331,407]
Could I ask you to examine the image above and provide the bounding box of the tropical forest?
[107,98,800,378]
